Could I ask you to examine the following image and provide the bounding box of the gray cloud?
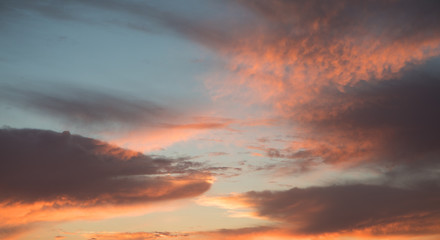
[242,182,440,235]
[0,83,169,130]
[0,128,211,205]
[1,0,239,47]
[289,58,440,169]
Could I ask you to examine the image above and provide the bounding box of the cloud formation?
[0,128,211,238]
[209,182,440,236]
[0,83,168,130]
[201,0,438,101]
[3,1,440,239]
[0,128,211,204]
[0,82,237,152]
[193,0,440,172]
[120,0,439,174]
[282,60,440,168]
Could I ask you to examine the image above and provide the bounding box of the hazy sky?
[1,1,440,240]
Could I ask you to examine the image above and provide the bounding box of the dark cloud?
[242,182,440,235]
[0,83,168,130]
[289,59,440,169]
[239,0,440,38]
[0,128,211,205]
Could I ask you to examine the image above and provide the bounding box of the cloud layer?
[0,82,238,152]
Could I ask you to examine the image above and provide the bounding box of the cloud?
[0,82,236,151]
[3,1,440,239]
[6,1,440,90]
[0,224,36,240]
[189,226,291,240]
[0,83,168,131]
[0,128,212,237]
[277,59,440,170]
[1,0,239,47]
[82,227,300,240]
[132,0,440,173]
[77,0,236,47]
[242,60,440,189]
[13,0,440,164]
[82,225,440,240]
[84,231,188,240]
[209,182,440,236]
[0,0,85,22]
[171,0,440,171]
[0,128,211,204]
[202,0,439,101]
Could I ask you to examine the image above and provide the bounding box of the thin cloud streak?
[0,83,167,131]
[0,82,238,152]
[1,0,239,47]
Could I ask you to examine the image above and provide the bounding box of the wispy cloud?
[0,82,237,152]
[0,83,167,131]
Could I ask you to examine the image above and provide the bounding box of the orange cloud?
[204,1,440,117]
[199,0,440,172]
[107,116,235,152]
[192,228,440,240]
[86,227,440,240]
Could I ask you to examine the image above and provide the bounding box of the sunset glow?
[1,1,440,240]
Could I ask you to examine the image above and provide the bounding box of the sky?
[1,0,440,239]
